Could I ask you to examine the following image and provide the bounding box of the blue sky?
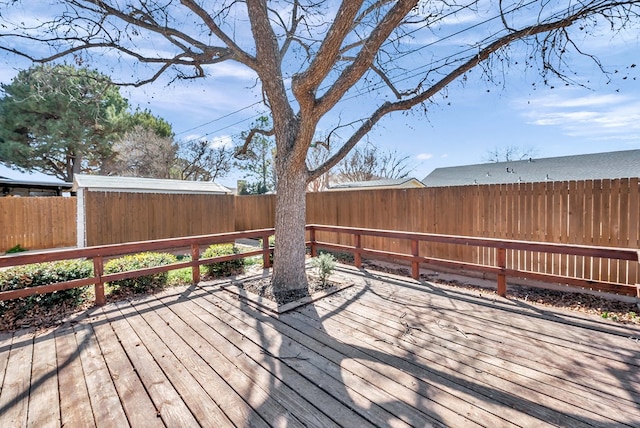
[0,2,638,188]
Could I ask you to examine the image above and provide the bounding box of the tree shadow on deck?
[231,269,640,427]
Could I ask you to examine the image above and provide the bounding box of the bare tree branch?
[236,127,276,156]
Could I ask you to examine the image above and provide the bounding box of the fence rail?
[0,228,274,305]
[1,226,638,309]
[307,224,640,297]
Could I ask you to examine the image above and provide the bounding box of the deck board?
[55,326,96,428]
[0,330,33,427]
[1,266,639,427]
[27,331,60,428]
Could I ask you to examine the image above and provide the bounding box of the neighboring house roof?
[328,177,426,191]
[73,174,232,195]
[423,149,640,187]
[0,163,67,184]
[0,163,71,196]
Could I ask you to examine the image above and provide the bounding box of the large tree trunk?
[271,161,309,295]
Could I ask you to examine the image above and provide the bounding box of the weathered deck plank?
[73,322,129,427]
[27,330,60,428]
[0,330,33,427]
[309,287,618,426]
[55,326,96,428]
[91,308,163,428]
[350,280,640,417]
[106,301,199,427]
[0,267,639,427]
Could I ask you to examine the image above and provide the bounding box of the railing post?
[354,233,362,269]
[191,243,200,284]
[263,233,271,268]
[310,227,317,258]
[93,256,105,306]
[497,247,507,297]
[411,239,420,280]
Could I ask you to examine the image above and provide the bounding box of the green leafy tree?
[0,64,129,181]
[1,1,638,296]
[129,108,174,139]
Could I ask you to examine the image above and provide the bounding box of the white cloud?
[518,90,640,140]
[416,153,433,160]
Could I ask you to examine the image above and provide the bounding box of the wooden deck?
[1,266,639,427]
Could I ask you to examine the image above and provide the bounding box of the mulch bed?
[232,274,336,305]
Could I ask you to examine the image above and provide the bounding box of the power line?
[176,1,544,140]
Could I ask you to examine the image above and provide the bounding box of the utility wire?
[175,1,544,140]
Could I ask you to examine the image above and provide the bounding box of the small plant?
[601,312,609,319]
[104,252,177,293]
[0,259,93,315]
[202,243,245,277]
[6,244,27,254]
[311,252,336,285]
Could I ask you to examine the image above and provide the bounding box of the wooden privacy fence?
[81,191,236,246]
[237,179,640,287]
[0,229,274,306]
[3,178,640,287]
[0,197,76,252]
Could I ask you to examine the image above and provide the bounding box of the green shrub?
[202,244,244,277]
[6,244,27,254]
[311,252,336,285]
[0,259,93,314]
[104,252,177,293]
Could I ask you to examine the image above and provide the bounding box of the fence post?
[191,243,200,284]
[497,247,507,297]
[354,233,362,269]
[263,233,271,268]
[309,227,317,258]
[411,239,420,280]
[93,256,105,306]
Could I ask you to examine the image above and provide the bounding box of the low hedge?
[0,259,93,314]
[202,244,245,277]
[104,252,177,293]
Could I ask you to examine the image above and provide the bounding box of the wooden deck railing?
[1,225,639,307]
[306,224,640,297]
[0,228,275,306]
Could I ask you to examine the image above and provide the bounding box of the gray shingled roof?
[73,174,232,194]
[329,177,425,190]
[423,149,640,187]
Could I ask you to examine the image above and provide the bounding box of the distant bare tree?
[485,145,540,163]
[107,125,176,178]
[336,144,414,182]
[306,140,333,192]
[174,139,234,182]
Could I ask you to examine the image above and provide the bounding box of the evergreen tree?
[0,64,129,181]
